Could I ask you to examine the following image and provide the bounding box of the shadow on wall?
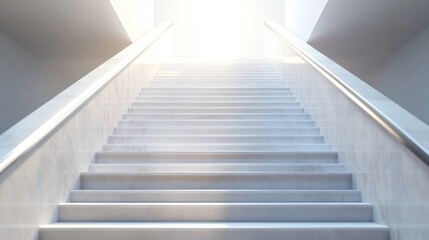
[0,0,154,133]
[0,0,133,82]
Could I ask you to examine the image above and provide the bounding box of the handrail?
[265,21,429,165]
[0,21,173,174]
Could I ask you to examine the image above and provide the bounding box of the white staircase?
[40,59,389,240]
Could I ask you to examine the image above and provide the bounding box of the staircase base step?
[40,222,389,240]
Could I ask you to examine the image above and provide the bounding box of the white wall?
[298,0,429,124]
[0,0,129,83]
[0,1,154,133]
[266,0,285,25]
[0,32,65,133]
[366,24,429,125]
[284,0,328,41]
[308,0,429,77]
[109,0,154,41]
[155,0,284,56]
[0,0,154,83]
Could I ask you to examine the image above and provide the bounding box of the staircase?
[40,58,389,240]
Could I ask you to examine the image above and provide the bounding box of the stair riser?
[107,136,324,145]
[155,73,282,75]
[155,75,282,79]
[69,190,361,203]
[103,142,331,152]
[132,102,300,108]
[113,127,320,136]
[158,69,281,72]
[40,228,389,240]
[135,97,295,102]
[122,114,310,121]
[128,107,305,114]
[150,78,285,81]
[140,88,291,92]
[80,173,352,190]
[158,68,281,71]
[155,73,282,76]
[95,152,339,164]
[158,67,280,69]
[151,81,285,85]
[139,92,292,98]
[118,120,314,127]
[88,164,345,173]
[102,144,331,152]
[147,84,287,88]
[58,204,373,222]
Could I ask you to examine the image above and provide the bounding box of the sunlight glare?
[193,0,244,56]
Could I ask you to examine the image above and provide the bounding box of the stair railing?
[0,22,173,175]
[265,21,429,165]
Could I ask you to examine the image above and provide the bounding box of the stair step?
[158,67,280,69]
[135,96,296,102]
[155,72,282,76]
[107,135,324,144]
[158,71,282,74]
[149,80,285,83]
[95,151,339,164]
[118,120,314,127]
[69,189,362,203]
[152,78,283,82]
[159,69,281,72]
[154,74,282,78]
[113,126,320,135]
[147,84,287,88]
[80,172,352,190]
[128,107,305,114]
[140,87,292,92]
[57,203,373,222]
[88,163,345,173]
[132,101,300,108]
[102,143,331,152]
[151,81,285,85]
[160,67,279,69]
[156,71,281,74]
[122,113,310,121]
[40,222,389,240]
[154,74,282,77]
[151,75,284,78]
[154,74,282,76]
[138,91,293,97]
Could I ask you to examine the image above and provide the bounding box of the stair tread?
[90,163,342,166]
[42,222,388,229]
[60,202,370,206]
[71,189,359,193]
[109,135,323,137]
[123,113,308,116]
[82,172,352,176]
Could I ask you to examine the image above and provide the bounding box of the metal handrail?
[265,21,429,165]
[0,22,173,174]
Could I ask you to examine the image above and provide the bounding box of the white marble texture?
[0,23,173,240]
[265,22,429,240]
